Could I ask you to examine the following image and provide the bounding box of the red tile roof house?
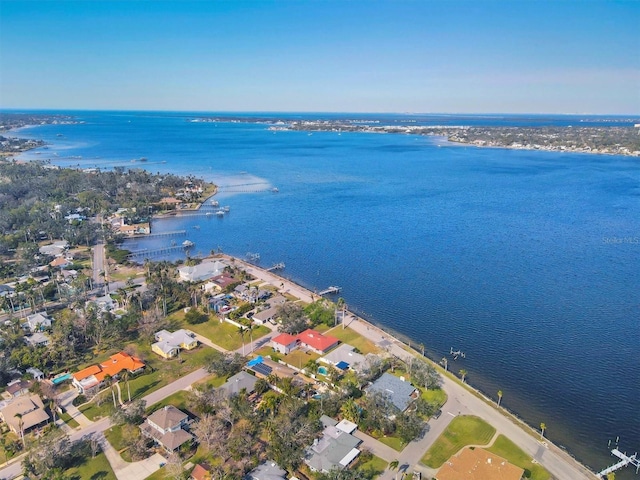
[297,329,340,354]
[271,332,300,355]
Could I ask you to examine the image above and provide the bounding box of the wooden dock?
[127,245,184,259]
[266,262,285,272]
[145,230,186,238]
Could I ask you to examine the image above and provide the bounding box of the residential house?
[297,329,340,355]
[0,394,50,435]
[246,461,287,480]
[50,256,71,269]
[72,352,145,394]
[319,344,365,372]
[219,371,257,397]
[0,284,15,297]
[87,294,116,313]
[26,367,44,381]
[24,332,50,347]
[271,332,300,355]
[190,464,211,480]
[22,312,52,332]
[366,373,418,413]
[6,379,32,398]
[140,405,194,452]
[178,260,226,282]
[305,415,362,473]
[436,448,524,480]
[205,273,237,292]
[152,329,198,359]
[38,241,68,257]
[252,306,279,325]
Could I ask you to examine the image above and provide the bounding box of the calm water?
[16,111,640,477]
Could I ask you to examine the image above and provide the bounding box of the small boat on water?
[215,209,225,216]
[210,200,219,207]
[193,225,200,229]
[223,206,230,212]
[205,212,213,216]
[182,240,195,248]
[271,187,279,193]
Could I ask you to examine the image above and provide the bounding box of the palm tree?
[389,459,400,480]
[104,374,117,408]
[441,357,448,371]
[340,398,361,424]
[49,399,57,424]
[540,422,546,439]
[121,370,132,402]
[237,326,247,356]
[497,390,503,408]
[459,369,467,383]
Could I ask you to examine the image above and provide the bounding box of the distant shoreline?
[192,115,640,157]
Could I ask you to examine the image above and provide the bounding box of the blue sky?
[1,0,638,113]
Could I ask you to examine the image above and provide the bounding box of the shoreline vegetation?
[193,115,640,157]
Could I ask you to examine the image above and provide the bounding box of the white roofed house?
[319,344,366,373]
[177,259,226,283]
[22,312,52,333]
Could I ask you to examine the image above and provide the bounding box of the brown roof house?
[0,394,50,435]
[436,448,524,480]
[140,405,194,452]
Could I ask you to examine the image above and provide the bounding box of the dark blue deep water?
[16,111,640,476]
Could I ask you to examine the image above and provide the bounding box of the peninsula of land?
[194,115,640,157]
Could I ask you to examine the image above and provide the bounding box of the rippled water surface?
[17,112,640,477]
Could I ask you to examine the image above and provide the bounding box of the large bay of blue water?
[16,111,640,476]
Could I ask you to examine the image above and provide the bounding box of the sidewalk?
[98,432,166,480]
[56,389,93,428]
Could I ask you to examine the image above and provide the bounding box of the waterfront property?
[366,372,418,412]
[140,405,194,452]
[72,351,145,394]
[152,329,198,359]
[319,343,365,372]
[297,329,340,354]
[436,448,524,480]
[177,259,226,282]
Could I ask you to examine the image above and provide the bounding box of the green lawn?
[324,325,380,355]
[59,410,80,429]
[421,415,496,468]
[170,313,270,351]
[421,388,447,408]
[377,435,405,451]
[486,435,551,480]
[146,390,191,414]
[281,349,320,370]
[80,344,215,421]
[64,452,117,480]
[356,454,388,476]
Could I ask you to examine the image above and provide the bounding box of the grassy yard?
[281,349,320,370]
[486,435,551,480]
[80,344,214,421]
[421,415,496,468]
[146,390,191,414]
[64,451,117,480]
[422,388,447,408]
[377,434,405,451]
[59,410,80,428]
[170,313,271,351]
[356,454,388,476]
[325,325,380,355]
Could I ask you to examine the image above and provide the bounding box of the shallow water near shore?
[16,111,640,477]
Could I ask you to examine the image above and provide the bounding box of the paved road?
[345,317,597,480]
